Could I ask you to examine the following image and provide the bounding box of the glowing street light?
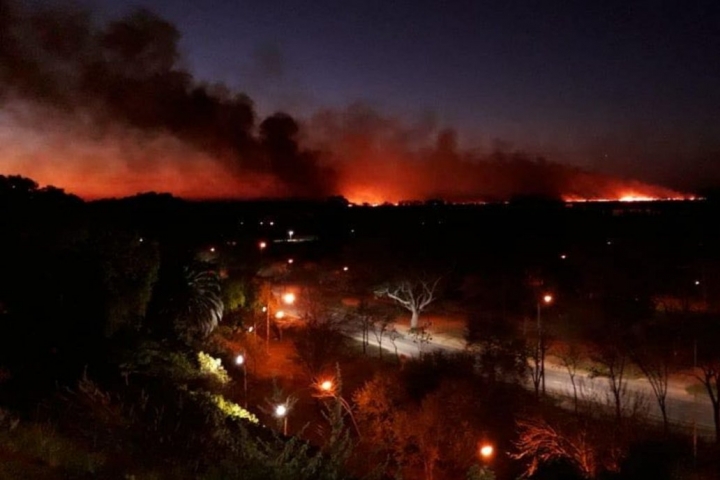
[342,266,349,272]
[235,353,248,407]
[259,241,267,250]
[288,230,294,240]
[287,258,294,265]
[275,403,289,435]
[537,293,554,396]
[313,377,361,437]
[265,293,297,351]
[480,443,494,459]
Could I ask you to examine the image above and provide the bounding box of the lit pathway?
[348,325,716,438]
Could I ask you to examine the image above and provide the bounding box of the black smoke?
[0,1,335,198]
[0,2,687,202]
[308,103,687,203]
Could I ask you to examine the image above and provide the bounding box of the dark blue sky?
[81,0,720,187]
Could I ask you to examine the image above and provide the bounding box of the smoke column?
[0,2,689,202]
[0,1,334,198]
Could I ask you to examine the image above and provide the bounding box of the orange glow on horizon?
[0,123,280,200]
[0,122,698,204]
[342,186,396,206]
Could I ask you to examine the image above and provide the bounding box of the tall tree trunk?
[659,401,668,435]
[713,400,720,444]
[569,373,578,414]
[410,310,419,329]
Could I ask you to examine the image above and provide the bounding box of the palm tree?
[152,263,224,342]
[178,266,224,338]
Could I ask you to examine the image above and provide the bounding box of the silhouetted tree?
[466,312,528,384]
[554,342,583,414]
[590,341,630,422]
[629,326,678,434]
[694,326,720,443]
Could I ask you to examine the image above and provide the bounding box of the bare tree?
[387,325,403,362]
[375,278,440,329]
[690,321,720,444]
[528,339,543,400]
[371,315,394,359]
[630,342,674,434]
[511,416,625,479]
[350,301,375,354]
[590,343,629,422]
[528,322,552,399]
[695,355,720,443]
[293,304,346,378]
[410,322,433,357]
[466,312,528,384]
[556,343,583,414]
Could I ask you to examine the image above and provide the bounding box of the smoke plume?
[0,1,689,202]
[308,103,687,204]
[0,0,333,198]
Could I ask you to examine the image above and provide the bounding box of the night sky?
[1,0,718,201]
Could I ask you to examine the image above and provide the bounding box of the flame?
[619,194,658,202]
[562,190,697,203]
[343,189,387,206]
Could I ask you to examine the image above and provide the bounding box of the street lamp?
[288,230,294,240]
[235,353,248,408]
[265,291,299,351]
[479,444,494,459]
[275,403,289,435]
[259,241,267,250]
[537,294,553,395]
[313,377,361,437]
[282,292,296,305]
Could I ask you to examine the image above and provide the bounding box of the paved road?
[348,327,717,438]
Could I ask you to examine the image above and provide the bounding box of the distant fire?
[342,188,391,206]
[342,182,697,206]
[562,191,698,203]
[0,2,706,204]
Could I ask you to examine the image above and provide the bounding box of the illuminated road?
[348,327,716,438]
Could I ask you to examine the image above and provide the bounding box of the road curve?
[347,328,716,438]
